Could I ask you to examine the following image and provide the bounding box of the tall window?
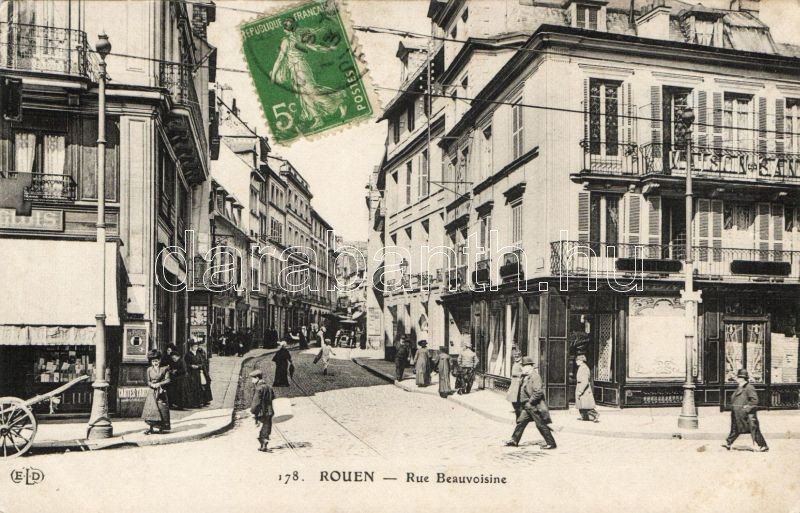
[589,79,621,156]
[407,104,415,132]
[418,149,429,199]
[586,193,619,252]
[512,99,524,159]
[479,213,492,260]
[511,201,523,247]
[405,161,413,205]
[575,5,599,30]
[392,118,400,144]
[457,146,469,196]
[481,124,493,181]
[723,93,753,150]
[785,99,800,152]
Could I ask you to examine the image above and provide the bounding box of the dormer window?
[576,4,599,30]
[695,19,715,45]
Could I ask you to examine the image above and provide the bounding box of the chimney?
[636,0,671,40]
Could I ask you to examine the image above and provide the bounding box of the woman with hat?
[723,368,769,452]
[506,348,524,418]
[575,354,599,422]
[272,341,293,387]
[142,349,171,435]
[412,340,432,387]
[435,346,454,398]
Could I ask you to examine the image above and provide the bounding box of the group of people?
[141,339,213,435]
[215,328,252,357]
[394,338,480,397]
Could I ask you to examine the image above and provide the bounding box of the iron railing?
[0,22,89,77]
[581,140,800,184]
[551,240,800,282]
[159,61,208,158]
[445,265,467,291]
[6,171,77,201]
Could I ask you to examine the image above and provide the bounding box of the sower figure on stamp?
[722,369,769,452]
[506,357,557,449]
[249,369,275,453]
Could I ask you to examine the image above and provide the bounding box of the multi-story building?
[264,161,289,337]
[0,0,216,416]
[310,209,338,329]
[334,238,368,319]
[366,164,386,351]
[375,0,800,411]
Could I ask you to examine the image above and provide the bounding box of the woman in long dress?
[166,351,190,410]
[272,341,293,387]
[436,346,453,398]
[269,17,347,131]
[142,350,171,435]
[184,340,203,408]
[413,341,431,387]
[197,344,213,406]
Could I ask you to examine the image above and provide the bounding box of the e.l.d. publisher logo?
[10,466,44,485]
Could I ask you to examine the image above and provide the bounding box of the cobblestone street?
[3,352,799,513]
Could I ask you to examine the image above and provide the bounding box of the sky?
[208,0,433,242]
[208,0,800,242]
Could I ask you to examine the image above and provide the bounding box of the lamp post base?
[677,385,699,429]
[86,380,113,439]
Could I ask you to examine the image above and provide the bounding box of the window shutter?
[578,192,590,242]
[775,98,785,154]
[650,86,662,158]
[696,198,710,262]
[625,83,633,145]
[697,90,708,147]
[647,196,661,257]
[758,96,767,154]
[772,203,784,259]
[713,92,723,153]
[757,202,770,260]
[711,199,723,262]
[624,193,641,250]
[583,78,590,145]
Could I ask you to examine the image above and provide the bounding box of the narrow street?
[3,352,798,513]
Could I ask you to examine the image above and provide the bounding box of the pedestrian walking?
[166,350,190,410]
[317,325,327,347]
[320,338,336,375]
[575,354,599,422]
[142,350,171,435]
[435,346,454,398]
[300,325,309,349]
[197,342,213,406]
[457,345,479,394]
[272,341,293,387]
[506,350,523,418]
[413,340,431,387]
[249,369,275,452]
[722,369,769,452]
[394,338,410,381]
[184,340,203,408]
[506,357,556,449]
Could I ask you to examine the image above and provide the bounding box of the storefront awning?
[0,325,99,346]
[0,239,121,327]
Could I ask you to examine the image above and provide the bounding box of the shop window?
[770,304,799,384]
[33,347,94,385]
[486,307,506,376]
[724,322,765,383]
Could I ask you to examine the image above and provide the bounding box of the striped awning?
[0,325,98,346]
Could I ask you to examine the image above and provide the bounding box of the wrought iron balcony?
[551,240,800,283]
[0,22,89,78]
[580,140,800,184]
[159,61,208,172]
[499,249,525,282]
[5,171,77,201]
[445,265,467,291]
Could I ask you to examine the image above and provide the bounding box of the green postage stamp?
[240,0,375,144]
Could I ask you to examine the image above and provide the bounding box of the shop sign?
[0,208,63,231]
[117,387,150,399]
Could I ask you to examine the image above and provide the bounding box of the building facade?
[0,0,216,416]
[377,0,800,411]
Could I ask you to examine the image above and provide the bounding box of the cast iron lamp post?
[87,33,113,439]
[678,107,700,429]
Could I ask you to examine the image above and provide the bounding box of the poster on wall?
[123,323,149,362]
[628,297,686,380]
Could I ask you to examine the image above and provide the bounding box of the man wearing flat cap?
[506,356,556,449]
[723,368,769,452]
[249,369,275,452]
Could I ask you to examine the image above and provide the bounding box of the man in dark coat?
[506,357,556,449]
[249,369,275,452]
[394,338,410,381]
[723,368,769,452]
[196,343,213,406]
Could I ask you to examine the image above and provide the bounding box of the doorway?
[722,319,767,407]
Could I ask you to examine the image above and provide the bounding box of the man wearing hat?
[413,340,432,387]
[506,356,556,449]
[457,345,479,395]
[249,369,275,452]
[575,354,599,423]
[723,369,769,452]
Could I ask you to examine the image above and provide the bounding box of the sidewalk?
[31,348,273,454]
[353,356,800,440]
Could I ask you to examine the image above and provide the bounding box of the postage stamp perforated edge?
[237,0,383,146]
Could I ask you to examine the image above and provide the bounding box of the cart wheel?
[0,397,37,459]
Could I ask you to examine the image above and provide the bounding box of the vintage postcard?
[1,1,800,513]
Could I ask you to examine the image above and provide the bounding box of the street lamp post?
[678,107,700,429]
[87,33,113,440]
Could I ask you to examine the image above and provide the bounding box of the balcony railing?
[551,240,800,283]
[0,22,89,78]
[445,265,467,291]
[159,61,207,157]
[5,171,77,201]
[581,140,800,184]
